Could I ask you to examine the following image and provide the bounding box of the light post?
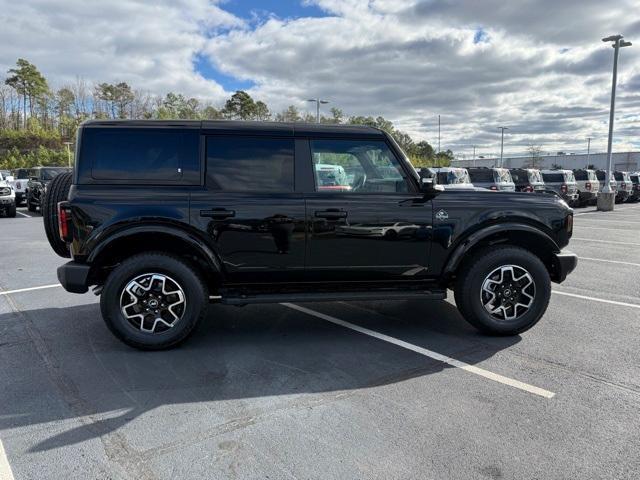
[598,34,632,212]
[307,98,329,123]
[438,115,441,153]
[63,141,73,167]
[586,137,591,167]
[498,127,508,167]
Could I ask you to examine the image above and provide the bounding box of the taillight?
[490,186,498,191]
[585,182,591,191]
[16,181,21,189]
[58,202,72,242]
[524,185,533,192]
[561,184,568,193]
[621,182,626,189]
[566,214,573,235]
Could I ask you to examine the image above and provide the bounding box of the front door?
[190,134,306,283]
[305,138,433,281]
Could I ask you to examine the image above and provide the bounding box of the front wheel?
[100,252,208,350]
[454,246,551,335]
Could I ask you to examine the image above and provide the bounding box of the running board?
[213,289,446,305]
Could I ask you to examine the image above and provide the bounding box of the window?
[84,128,198,181]
[494,169,513,184]
[528,170,543,183]
[310,139,408,193]
[467,169,494,182]
[437,169,470,185]
[542,173,564,183]
[206,136,294,192]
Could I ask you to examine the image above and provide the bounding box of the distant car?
[466,167,516,191]
[0,171,16,218]
[630,172,640,202]
[9,168,30,205]
[336,221,419,239]
[428,167,475,190]
[595,170,617,198]
[613,171,632,203]
[314,163,351,192]
[509,168,545,193]
[573,169,600,207]
[540,169,578,206]
[26,166,73,212]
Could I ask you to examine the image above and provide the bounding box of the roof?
[81,119,385,137]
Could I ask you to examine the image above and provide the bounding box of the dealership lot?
[1,205,639,479]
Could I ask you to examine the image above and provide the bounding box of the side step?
[213,289,447,305]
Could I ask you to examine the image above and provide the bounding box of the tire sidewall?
[460,248,551,334]
[101,254,207,349]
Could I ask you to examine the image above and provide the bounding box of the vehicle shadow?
[0,299,520,453]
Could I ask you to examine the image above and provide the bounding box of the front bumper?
[551,250,578,283]
[57,261,91,293]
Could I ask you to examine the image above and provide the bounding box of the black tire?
[6,204,16,218]
[42,172,73,258]
[100,252,208,350]
[454,246,551,335]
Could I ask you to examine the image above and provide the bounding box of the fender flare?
[87,224,224,273]
[442,222,560,277]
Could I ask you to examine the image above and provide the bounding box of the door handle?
[314,209,347,219]
[200,208,235,219]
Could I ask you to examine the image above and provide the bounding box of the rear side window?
[467,169,494,182]
[83,128,198,181]
[206,136,294,192]
[574,170,588,181]
[542,173,564,183]
[494,169,513,183]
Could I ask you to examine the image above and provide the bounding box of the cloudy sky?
[1,0,639,157]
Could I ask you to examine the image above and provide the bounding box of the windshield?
[528,170,543,183]
[494,169,513,184]
[41,168,69,181]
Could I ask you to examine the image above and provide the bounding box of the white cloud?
[1,0,638,156]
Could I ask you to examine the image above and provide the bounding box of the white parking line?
[573,226,636,232]
[578,257,640,268]
[0,284,62,296]
[575,218,640,225]
[282,302,555,399]
[15,211,31,218]
[0,439,15,480]
[572,237,640,247]
[552,290,640,309]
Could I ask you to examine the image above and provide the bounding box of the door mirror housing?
[418,169,444,194]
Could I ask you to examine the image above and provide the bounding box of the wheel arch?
[87,225,224,287]
[443,222,561,284]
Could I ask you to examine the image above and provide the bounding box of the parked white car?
[0,171,16,217]
[9,168,29,205]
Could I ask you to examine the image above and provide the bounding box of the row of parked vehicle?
[0,166,73,217]
[428,167,640,207]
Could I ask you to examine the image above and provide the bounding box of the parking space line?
[552,290,640,310]
[576,218,640,225]
[0,439,15,480]
[578,257,640,268]
[15,211,31,218]
[282,302,555,399]
[0,284,61,296]
[572,237,640,247]
[573,226,637,232]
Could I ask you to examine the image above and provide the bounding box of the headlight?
[0,187,11,196]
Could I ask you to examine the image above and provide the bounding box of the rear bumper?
[57,261,90,293]
[551,250,578,283]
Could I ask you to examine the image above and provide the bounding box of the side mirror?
[418,169,444,194]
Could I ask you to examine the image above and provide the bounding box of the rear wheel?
[42,172,73,258]
[454,246,551,335]
[100,252,208,350]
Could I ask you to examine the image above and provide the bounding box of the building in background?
[453,151,640,171]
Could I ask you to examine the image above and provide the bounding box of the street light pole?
[586,137,591,167]
[498,127,508,168]
[63,141,73,167]
[438,115,441,153]
[598,34,632,211]
[307,98,329,123]
[472,145,476,167]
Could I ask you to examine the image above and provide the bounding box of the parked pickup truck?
[46,120,577,350]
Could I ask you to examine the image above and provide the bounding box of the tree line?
[1,58,453,169]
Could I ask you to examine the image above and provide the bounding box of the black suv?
[49,120,577,350]
[26,166,72,212]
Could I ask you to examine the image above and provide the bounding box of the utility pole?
[438,115,441,153]
[307,98,329,123]
[586,137,591,167]
[472,145,476,167]
[498,127,508,168]
[63,141,73,167]
[598,34,632,211]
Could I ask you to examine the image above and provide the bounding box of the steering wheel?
[352,173,367,191]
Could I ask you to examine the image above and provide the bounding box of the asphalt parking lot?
[1,204,639,479]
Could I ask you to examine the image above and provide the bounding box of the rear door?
[303,137,432,282]
[190,133,306,283]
